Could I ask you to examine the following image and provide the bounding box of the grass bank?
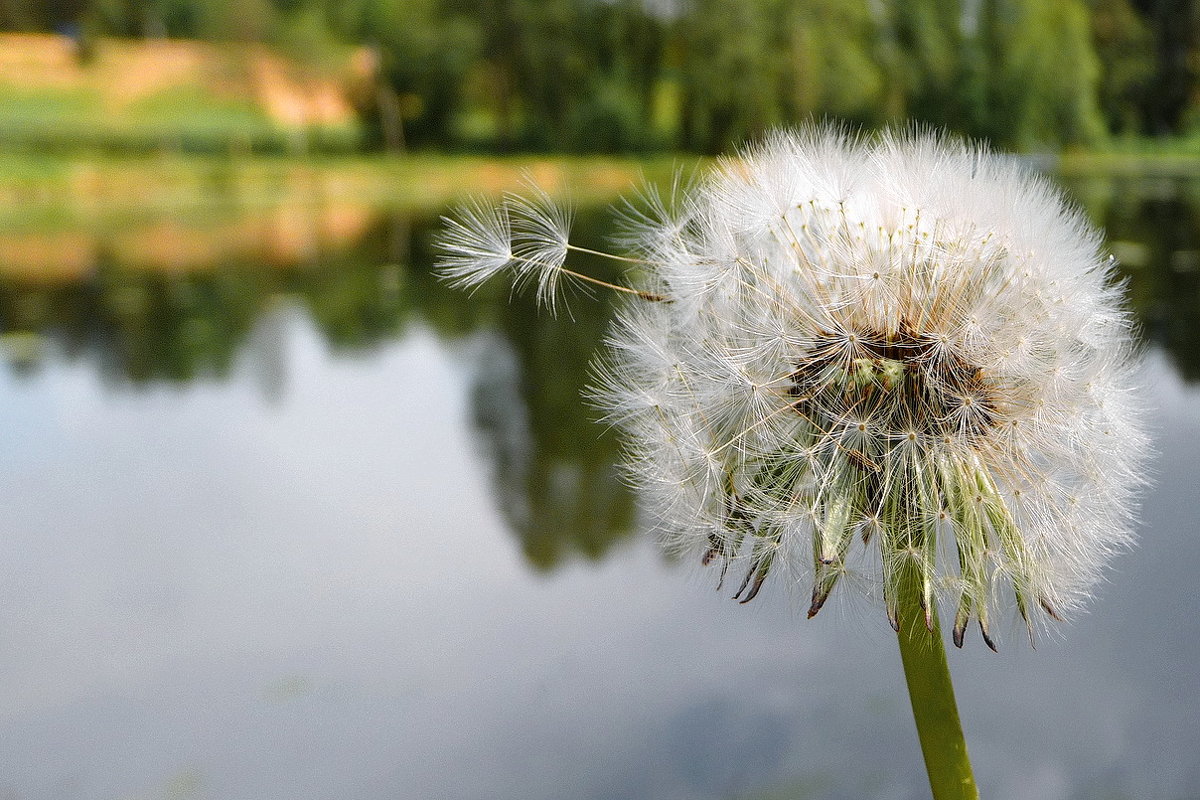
[0,152,689,231]
[3,147,1197,232]
[1055,134,1200,177]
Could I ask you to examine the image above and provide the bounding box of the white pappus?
[435,125,1148,649]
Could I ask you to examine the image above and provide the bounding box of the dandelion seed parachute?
[436,126,1147,648]
[438,185,573,311]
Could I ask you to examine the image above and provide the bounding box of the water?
[0,173,1197,800]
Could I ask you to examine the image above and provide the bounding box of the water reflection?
[1063,175,1200,381]
[0,216,408,385]
[4,177,1200,388]
[0,173,1198,800]
[1,203,640,572]
[1,177,1198,570]
[471,288,636,569]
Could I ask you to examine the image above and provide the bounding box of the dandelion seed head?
[599,127,1147,645]
[437,124,1148,647]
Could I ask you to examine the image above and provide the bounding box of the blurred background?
[1,3,1200,800]
[0,0,1198,153]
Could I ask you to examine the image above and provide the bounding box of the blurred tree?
[0,0,49,29]
[565,0,666,151]
[1133,0,1200,134]
[677,0,783,152]
[3,0,91,31]
[677,0,890,151]
[82,0,276,40]
[451,0,667,151]
[780,0,885,126]
[880,0,966,129]
[331,0,479,146]
[1090,0,1155,134]
[972,0,1107,147]
[508,0,587,149]
[3,0,1197,150]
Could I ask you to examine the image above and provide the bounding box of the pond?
[0,168,1197,800]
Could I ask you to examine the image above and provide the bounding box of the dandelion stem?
[895,561,980,800]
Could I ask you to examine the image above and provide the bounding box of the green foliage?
[1,0,1199,151]
[676,0,886,153]
[84,0,277,40]
[881,0,965,127]
[329,0,479,145]
[0,83,360,155]
[1091,0,1155,134]
[972,0,1108,147]
[1135,0,1200,134]
[677,0,782,151]
[783,0,885,124]
[451,0,664,151]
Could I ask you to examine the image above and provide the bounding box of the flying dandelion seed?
[436,126,1147,651]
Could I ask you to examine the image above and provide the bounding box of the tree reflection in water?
[467,259,637,570]
[0,181,1196,570]
[1063,174,1200,381]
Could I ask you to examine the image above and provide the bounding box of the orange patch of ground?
[0,32,366,128]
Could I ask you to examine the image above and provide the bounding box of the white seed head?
[438,125,1149,648]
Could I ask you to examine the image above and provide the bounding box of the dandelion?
[436,125,1147,799]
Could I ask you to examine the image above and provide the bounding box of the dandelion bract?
[437,126,1147,649]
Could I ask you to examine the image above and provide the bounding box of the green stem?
[895,565,979,800]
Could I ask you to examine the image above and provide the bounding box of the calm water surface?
[0,173,1198,800]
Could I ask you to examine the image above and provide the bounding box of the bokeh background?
[0,0,1198,154]
[1,3,1199,800]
